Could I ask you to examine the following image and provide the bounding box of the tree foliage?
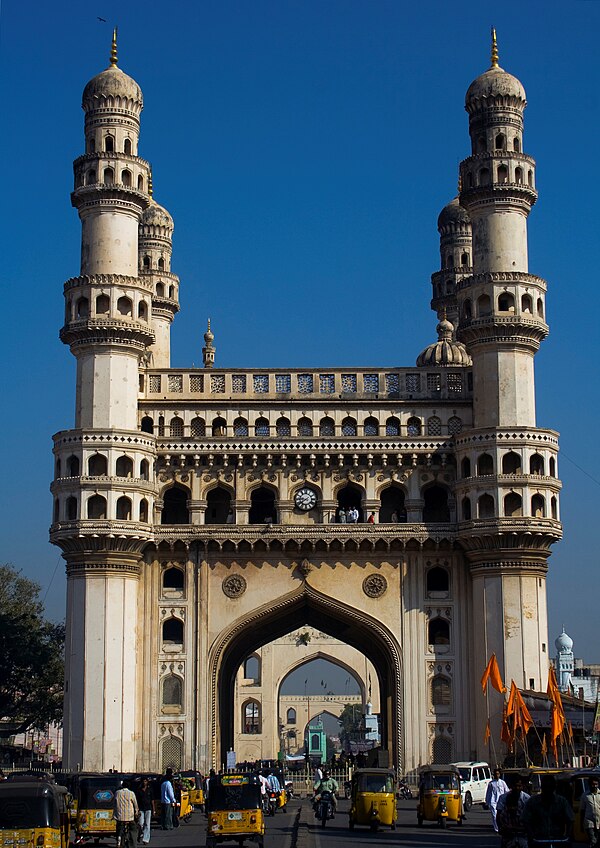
[0,564,64,733]
[338,703,362,747]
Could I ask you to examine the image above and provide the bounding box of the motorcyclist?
[313,768,339,818]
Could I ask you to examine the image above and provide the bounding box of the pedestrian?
[496,775,530,848]
[160,769,176,830]
[367,511,376,524]
[135,778,153,845]
[345,508,353,523]
[580,774,600,846]
[485,767,510,832]
[351,506,359,523]
[312,765,323,784]
[226,509,234,523]
[521,774,574,844]
[390,510,399,523]
[114,781,139,848]
[338,508,346,524]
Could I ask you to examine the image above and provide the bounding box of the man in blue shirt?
[160,769,176,830]
[267,771,281,793]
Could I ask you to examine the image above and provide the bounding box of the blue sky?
[1,1,598,660]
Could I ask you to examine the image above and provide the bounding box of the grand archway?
[209,582,403,769]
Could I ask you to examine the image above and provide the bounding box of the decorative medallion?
[362,574,388,598]
[222,574,247,598]
[297,559,313,579]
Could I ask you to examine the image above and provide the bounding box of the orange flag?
[481,654,507,694]
[514,688,534,735]
[541,733,547,756]
[568,721,574,742]
[547,667,565,755]
[506,680,518,716]
[484,719,491,744]
[500,705,513,748]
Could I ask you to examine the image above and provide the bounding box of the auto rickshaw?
[172,777,193,823]
[75,773,131,842]
[417,764,463,828]
[554,769,600,844]
[258,768,286,813]
[0,779,70,848]
[206,773,264,848]
[180,770,205,811]
[348,768,397,832]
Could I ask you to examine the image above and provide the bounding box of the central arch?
[210,582,403,769]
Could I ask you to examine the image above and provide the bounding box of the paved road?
[126,798,500,847]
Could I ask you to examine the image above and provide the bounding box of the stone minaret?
[454,31,562,755]
[51,31,156,771]
[139,180,180,368]
[430,194,472,334]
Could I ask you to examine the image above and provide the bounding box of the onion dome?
[141,199,174,235]
[437,197,470,231]
[465,29,526,110]
[204,319,215,346]
[554,628,573,654]
[417,316,472,368]
[82,29,143,113]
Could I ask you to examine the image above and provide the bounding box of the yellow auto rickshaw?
[417,764,463,828]
[348,768,397,832]
[180,770,205,811]
[75,774,130,842]
[554,769,600,844]
[0,779,70,848]
[206,773,264,848]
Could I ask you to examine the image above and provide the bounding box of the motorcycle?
[317,790,334,828]
[284,780,294,801]
[267,790,278,816]
[397,780,413,800]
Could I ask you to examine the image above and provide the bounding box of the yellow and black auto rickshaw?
[0,779,70,848]
[180,771,204,811]
[554,769,600,844]
[75,774,130,842]
[417,764,463,828]
[348,768,397,832]
[206,773,264,848]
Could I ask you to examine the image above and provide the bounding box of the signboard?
[221,775,248,786]
[93,790,114,802]
[226,749,236,770]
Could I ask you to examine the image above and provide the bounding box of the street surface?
[128,798,500,847]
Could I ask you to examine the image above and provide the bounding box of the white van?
[451,762,491,810]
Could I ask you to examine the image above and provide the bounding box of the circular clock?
[294,487,318,511]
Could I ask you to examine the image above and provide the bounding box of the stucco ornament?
[222,574,247,598]
[362,574,388,598]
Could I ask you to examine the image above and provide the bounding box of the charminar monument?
[51,29,562,773]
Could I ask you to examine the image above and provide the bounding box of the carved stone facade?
[52,33,561,774]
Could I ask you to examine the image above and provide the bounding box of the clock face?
[295,487,318,511]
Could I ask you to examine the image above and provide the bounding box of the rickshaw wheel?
[457,816,463,826]
[439,817,446,828]
[391,822,396,831]
[417,815,423,827]
[349,818,354,830]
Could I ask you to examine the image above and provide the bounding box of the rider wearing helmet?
[313,768,339,816]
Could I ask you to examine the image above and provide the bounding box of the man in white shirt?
[485,768,510,832]
[581,775,600,846]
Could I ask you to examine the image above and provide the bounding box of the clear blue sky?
[1,1,598,659]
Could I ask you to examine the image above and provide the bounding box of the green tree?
[338,703,362,749]
[0,565,64,733]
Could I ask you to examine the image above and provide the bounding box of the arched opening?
[478,167,490,185]
[158,257,165,270]
[504,492,523,517]
[422,486,450,522]
[162,617,184,649]
[531,494,545,518]
[428,618,450,646]
[162,675,182,711]
[286,708,296,724]
[137,174,144,191]
[477,453,494,476]
[88,453,107,476]
[117,296,132,317]
[379,486,406,523]
[206,486,232,524]
[426,566,449,596]
[66,496,78,521]
[513,137,521,152]
[76,297,89,319]
[67,455,80,477]
[121,169,132,187]
[364,416,379,436]
[104,135,114,152]
[162,486,190,524]
[336,483,364,522]
[549,457,556,477]
[406,416,422,436]
[163,567,185,593]
[341,417,357,437]
[138,301,148,321]
[319,417,335,437]
[123,138,132,155]
[448,416,463,436]
[495,133,506,150]
[254,417,270,437]
[139,499,148,522]
[276,417,291,436]
[87,494,107,519]
[140,459,149,480]
[116,496,132,520]
[385,416,400,436]
[170,416,184,438]
[96,294,110,315]
[478,493,495,519]
[502,451,522,474]
[463,299,472,320]
[497,164,509,183]
[431,675,451,708]
[87,169,96,185]
[160,736,182,772]
[537,298,544,319]
[461,252,470,266]
[141,416,154,434]
[551,496,558,519]
[477,294,492,316]
[515,167,523,185]
[529,453,544,475]
[249,486,277,524]
[432,736,452,764]
[156,281,164,296]
[87,137,96,153]
[476,135,486,153]
[158,416,165,436]
[115,455,133,477]
[498,292,515,311]
[191,417,206,438]
[103,167,114,185]
[461,457,471,478]
[427,416,442,436]
[462,496,472,520]
[521,293,533,313]
[242,700,261,734]
[243,655,261,684]
[233,416,249,437]
[528,170,534,187]
[212,416,227,437]
[213,583,402,769]
[143,255,151,271]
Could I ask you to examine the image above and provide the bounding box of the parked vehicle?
[417,765,463,828]
[180,770,205,811]
[348,768,397,832]
[205,773,264,848]
[0,780,70,848]
[451,761,491,811]
[75,774,131,842]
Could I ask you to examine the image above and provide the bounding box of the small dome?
[555,628,573,653]
[466,65,526,110]
[141,199,174,233]
[417,317,472,368]
[437,197,470,231]
[82,65,143,112]
[204,319,214,344]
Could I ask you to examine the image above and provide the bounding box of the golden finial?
[491,26,499,69]
[110,27,118,67]
[148,171,153,198]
